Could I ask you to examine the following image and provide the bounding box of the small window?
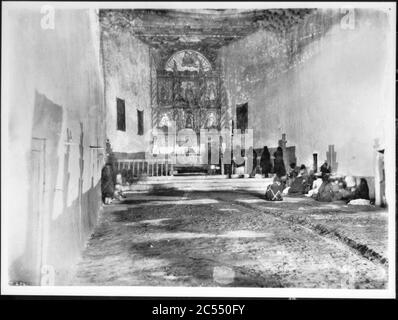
[236,102,248,132]
[137,109,144,135]
[116,98,126,131]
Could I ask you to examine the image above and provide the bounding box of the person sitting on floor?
[288,165,311,195]
[299,164,309,178]
[265,176,284,201]
[330,177,340,193]
[314,174,335,202]
[287,162,299,186]
[346,178,371,205]
[288,174,307,194]
[320,160,331,177]
[305,175,322,197]
[305,170,316,194]
[233,148,246,177]
[352,178,370,200]
[334,179,352,201]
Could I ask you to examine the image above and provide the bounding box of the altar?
[152,50,222,171]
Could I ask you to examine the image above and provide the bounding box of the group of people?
[259,146,287,178]
[264,162,315,201]
[262,146,371,203]
[310,173,370,203]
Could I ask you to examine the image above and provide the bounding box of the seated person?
[314,174,334,202]
[345,175,357,190]
[233,149,246,176]
[289,165,311,194]
[288,175,307,194]
[287,163,299,186]
[299,164,309,178]
[334,179,352,201]
[306,175,323,197]
[303,170,315,194]
[352,178,370,200]
[330,178,340,193]
[320,161,331,178]
[265,176,284,201]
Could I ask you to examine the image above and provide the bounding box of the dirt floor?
[71,180,388,289]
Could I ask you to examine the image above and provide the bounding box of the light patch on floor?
[219,230,273,238]
[321,204,344,209]
[236,198,265,203]
[125,218,172,226]
[130,257,171,270]
[108,198,219,209]
[123,195,188,201]
[139,232,215,241]
[136,230,273,242]
[150,271,190,281]
[282,197,309,203]
[218,208,239,212]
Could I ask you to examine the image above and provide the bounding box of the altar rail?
[115,159,174,178]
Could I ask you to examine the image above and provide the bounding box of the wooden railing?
[115,159,174,178]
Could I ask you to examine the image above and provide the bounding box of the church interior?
[3,5,394,291]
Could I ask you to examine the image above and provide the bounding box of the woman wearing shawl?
[353,178,370,200]
[273,146,286,177]
[260,146,272,177]
[248,147,258,177]
[265,176,284,201]
[101,163,115,204]
[314,174,334,202]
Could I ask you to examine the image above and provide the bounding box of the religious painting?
[205,111,218,129]
[205,80,218,106]
[158,111,172,128]
[185,110,194,128]
[157,78,172,105]
[181,51,197,68]
[197,77,207,108]
[181,81,197,107]
[173,108,185,131]
[165,50,212,73]
[172,79,185,105]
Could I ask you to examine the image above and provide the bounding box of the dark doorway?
[236,102,248,132]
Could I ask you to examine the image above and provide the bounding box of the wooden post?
[373,139,383,206]
[278,133,288,169]
[326,145,338,173]
[313,153,318,173]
